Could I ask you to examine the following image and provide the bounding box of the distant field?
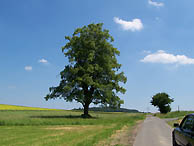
[0,105,145,146]
[167,118,183,127]
[155,111,194,119]
[156,111,194,127]
[0,104,60,111]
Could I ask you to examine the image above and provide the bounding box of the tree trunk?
[84,103,89,115]
[82,102,91,118]
[82,85,92,118]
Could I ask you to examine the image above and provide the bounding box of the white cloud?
[25,66,32,71]
[113,17,143,31]
[148,0,164,7]
[141,50,194,65]
[39,58,48,64]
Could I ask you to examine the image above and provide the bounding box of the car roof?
[187,113,194,116]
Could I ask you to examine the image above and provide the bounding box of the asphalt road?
[133,115,173,146]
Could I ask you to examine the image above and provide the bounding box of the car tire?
[173,135,179,146]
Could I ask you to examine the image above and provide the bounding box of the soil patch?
[96,120,143,146]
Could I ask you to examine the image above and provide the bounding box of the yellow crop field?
[0,104,60,110]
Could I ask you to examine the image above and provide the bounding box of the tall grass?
[0,109,145,146]
[0,110,142,126]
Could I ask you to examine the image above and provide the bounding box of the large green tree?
[151,92,174,114]
[45,23,127,117]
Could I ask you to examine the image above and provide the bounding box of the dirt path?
[133,115,173,146]
[96,120,143,146]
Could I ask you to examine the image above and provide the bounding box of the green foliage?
[45,23,127,116]
[151,92,174,114]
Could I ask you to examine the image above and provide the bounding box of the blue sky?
[1,0,194,112]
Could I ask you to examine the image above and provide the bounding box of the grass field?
[156,111,194,127]
[0,104,145,146]
[155,111,194,119]
[167,118,183,127]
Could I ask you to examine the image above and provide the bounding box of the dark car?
[173,113,194,146]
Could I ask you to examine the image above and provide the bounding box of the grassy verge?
[96,120,142,146]
[0,106,145,146]
[155,111,194,127]
[167,118,183,127]
[155,111,194,119]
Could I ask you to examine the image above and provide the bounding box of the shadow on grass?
[30,115,98,119]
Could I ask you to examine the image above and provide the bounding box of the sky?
[1,0,194,112]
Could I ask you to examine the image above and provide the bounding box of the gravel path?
[133,115,173,146]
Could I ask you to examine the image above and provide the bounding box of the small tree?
[45,23,127,118]
[151,92,174,114]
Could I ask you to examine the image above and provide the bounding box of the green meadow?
[156,111,194,127]
[0,104,145,146]
[155,111,194,119]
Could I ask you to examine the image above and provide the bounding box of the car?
[172,113,194,146]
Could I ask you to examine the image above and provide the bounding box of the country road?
[133,115,173,146]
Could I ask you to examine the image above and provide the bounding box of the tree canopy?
[150,92,174,114]
[45,23,127,117]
